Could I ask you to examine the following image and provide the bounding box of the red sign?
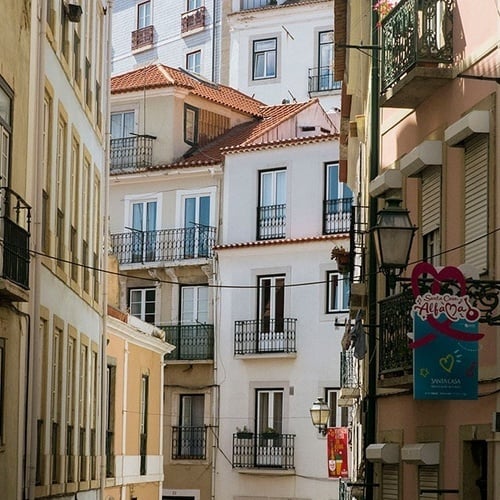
[327,427,348,478]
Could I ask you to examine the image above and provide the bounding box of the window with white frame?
[324,162,353,234]
[137,1,151,29]
[252,38,277,80]
[0,77,12,188]
[186,50,201,74]
[317,31,334,91]
[187,0,202,10]
[421,165,441,267]
[256,389,283,434]
[181,285,209,324]
[184,104,199,145]
[110,110,135,139]
[181,192,211,258]
[258,169,286,239]
[129,287,156,323]
[178,394,205,458]
[325,388,348,428]
[326,271,349,313]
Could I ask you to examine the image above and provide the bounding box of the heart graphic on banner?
[439,354,454,373]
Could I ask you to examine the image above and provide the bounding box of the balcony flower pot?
[262,428,280,440]
[331,246,350,274]
[236,426,253,439]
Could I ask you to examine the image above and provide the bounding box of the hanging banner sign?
[410,262,482,400]
[327,427,349,478]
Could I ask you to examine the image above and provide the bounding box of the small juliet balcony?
[339,349,360,406]
[257,204,286,240]
[181,6,206,35]
[0,187,31,300]
[308,66,342,95]
[232,433,295,470]
[380,0,454,108]
[110,225,216,265]
[110,134,156,173]
[159,323,214,361]
[131,25,154,51]
[240,0,276,10]
[234,318,297,356]
[172,426,207,460]
[323,197,352,235]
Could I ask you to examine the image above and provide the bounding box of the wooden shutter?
[464,134,488,273]
[421,165,441,235]
[381,464,399,500]
[418,465,439,499]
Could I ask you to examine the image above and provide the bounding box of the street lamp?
[309,397,331,436]
[371,198,417,291]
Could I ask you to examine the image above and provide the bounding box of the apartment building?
[335,0,500,498]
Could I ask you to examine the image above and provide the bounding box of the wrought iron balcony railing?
[324,197,353,235]
[339,479,353,500]
[181,6,206,34]
[378,278,500,380]
[159,323,214,360]
[110,225,216,264]
[241,0,275,10]
[381,0,454,93]
[257,204,286,240]
[172,426,207,460]
[110,135,155,172]
[0,187,31,290]
[340,349,359,389]
[233,433,295,469]
[234,318,297,355]
[308,66,342,94]
[131,25,154,51]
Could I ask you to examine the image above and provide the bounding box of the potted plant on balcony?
[262,427,280,439]
[331,245,350,275]
[236,426,254,439]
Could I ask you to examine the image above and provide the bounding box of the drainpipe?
[365,2,380,499]
[100,2,113,499]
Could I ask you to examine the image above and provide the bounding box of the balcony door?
[179,394,204,458]
[181,285,208,324]
[324,162,353,233]
[183,194,210,258]
[131,200,157,262]
[258,169,286,239]
[257,275,285,352]
[110,111,134,139]
[256,389,283,466]
[318,31,334,91]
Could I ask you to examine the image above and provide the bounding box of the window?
[325,388,348,428]
[181,285,209,324]
[318,31,334,91]
[110,111,135,139]
[182,193,211,258]
[184,104,199,145]
[129,288,156,323]
[324,162,353,234]
[252,38,277,80]
[66,336,76,482]
[129,199,158,262]
[256,389,283,434]
[326,271,349,313]
[186,50,201,74]
[137,1,151,29]
[258,169,286,239]
[0,78,12,188]
[105,362,116,477]
[177,394,205,458]
[187,0,201,10]
[421,165,441,267]
[79,344,88,480]
[51,328,62,483]
[258,275,285,333]
[0,339,4,445]
[140,375,149,475]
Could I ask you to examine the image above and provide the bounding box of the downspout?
[26,0,47,498]
[100,1,113,499]
[365,2,380,499]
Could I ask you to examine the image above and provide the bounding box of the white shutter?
[421,165,441,235]
[418,465,439,499]
[381,463,399,500]
[464,134,488,273]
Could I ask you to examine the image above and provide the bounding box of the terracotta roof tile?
[214,234,346,251]
[111,64,264,116]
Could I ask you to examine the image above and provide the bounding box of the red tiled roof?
[111,64,265,116]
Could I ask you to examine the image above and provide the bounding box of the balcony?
[110,225,216,265]
[378,279,500,387]
[257,204,286,240]
[241,0,276,10]
[380,0,454,108]
[308,66,342,95]
[172,426,207,460]
[181,6,206,35]
[323,197,352,235]
[160,324,214,361]
[131,25,154,51]
[110,134,155,173]
[233,433,295,469]
[234,318,297,355]
[0,187,31,300]
[339,349,360,405]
